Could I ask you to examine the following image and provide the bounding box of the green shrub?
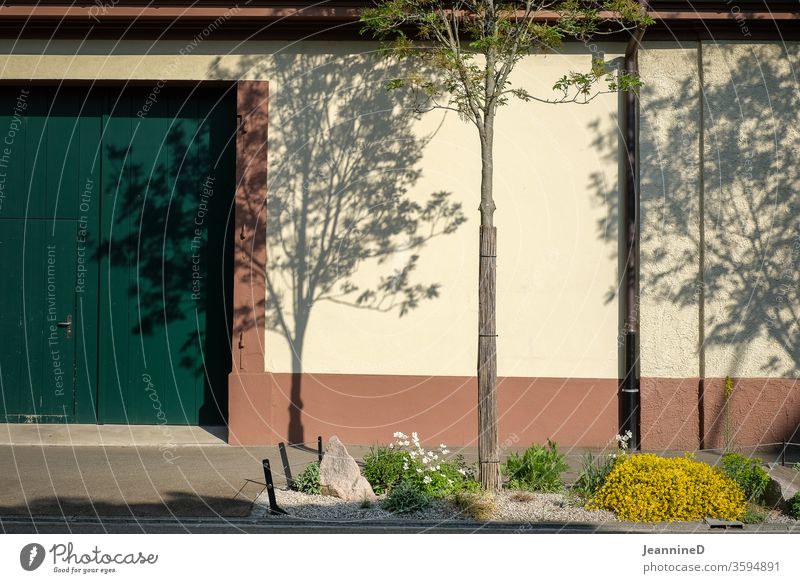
[363,433,477,498]
[741,503,769,524]
[502,440,569,492]
[573,451,618,498]
[292,462,320,495]
[721,453,770,504]
[788,491,800,520]
[363,447,407,495]
[589,454,746,522]
[382,481,430,514]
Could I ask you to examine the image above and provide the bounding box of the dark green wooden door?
[0,221,79,421]
[0,87,101,422]
[0,85,234,425]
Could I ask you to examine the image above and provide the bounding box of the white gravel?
[253,488,618,523]
[492,491,618,523]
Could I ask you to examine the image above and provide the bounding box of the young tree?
[361,0,653,490]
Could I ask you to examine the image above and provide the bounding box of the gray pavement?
[2,514,799,534]
[0,439,374,523]
[1,428,798,534]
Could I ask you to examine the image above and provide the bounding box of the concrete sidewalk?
[0,444,271,519]
[1,425,797,529]
[0,428,370,522]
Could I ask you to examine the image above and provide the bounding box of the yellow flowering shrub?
[588,454,746,522]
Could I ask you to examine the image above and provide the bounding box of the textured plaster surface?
[702,377,800,450]
[641,377,800,450]
[640,377,700,450]
[701,42,800,379]
[638,43,702,379]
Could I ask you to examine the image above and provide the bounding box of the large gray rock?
[319,436,377,502]
[764,465,800,511]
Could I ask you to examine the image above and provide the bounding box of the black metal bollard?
[262,459,287,515]
[318,435,323,464]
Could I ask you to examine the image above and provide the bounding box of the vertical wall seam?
[697,39,707,448]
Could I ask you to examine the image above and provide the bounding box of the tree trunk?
[287,316,308,444]
[477,122,500,491]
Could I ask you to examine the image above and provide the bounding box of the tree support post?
[478,225,499,490]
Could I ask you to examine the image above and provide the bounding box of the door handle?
[57,314,72,339]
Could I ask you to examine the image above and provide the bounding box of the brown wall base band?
[641,377,800,451]
[227,373,618,447]
[229,373,800,448]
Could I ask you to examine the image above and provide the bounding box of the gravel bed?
[253,489,461,521]
[253,488,618,524]
[492,491,618,523]
[764,509,800,525]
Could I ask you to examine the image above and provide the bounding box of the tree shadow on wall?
[97,87,235,426]
[591,44,800,445]
[209,53,466,444]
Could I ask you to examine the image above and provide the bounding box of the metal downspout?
[620,21,646,451]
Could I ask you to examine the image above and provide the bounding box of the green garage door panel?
[98,88,235,426]
[0,86,234,426]
[0,221,78,420]
[0,87,102,422]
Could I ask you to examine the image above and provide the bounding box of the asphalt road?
[5,515,799,534]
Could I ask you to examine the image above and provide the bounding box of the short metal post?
[781,440,786,467]
[278,442,294,489]
[318,436,323,463]
[262,459,287,515]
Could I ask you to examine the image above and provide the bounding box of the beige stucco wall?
[701,42,800,379]
[638,40,800,380]
[0,40,623,379]
[638,42,702,379]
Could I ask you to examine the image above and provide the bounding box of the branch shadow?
[210,52,466,443]
[591,44,800,446]
[96,86,236,426]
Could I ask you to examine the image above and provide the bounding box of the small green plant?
[292,461,321,495]
[723,376,735,451]
[502,439,569,492]
[792,462,800,473]
[573,451,618,498]
[741,503,769,524]
[363,447,407,495]
[452,491,496,521]
[363,432,477,498]
[382,481,430,514]
[788,491,800,519]
[721,452,770,504]
[359,497,374,509]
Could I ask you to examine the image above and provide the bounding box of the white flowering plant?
[363,431,478,497]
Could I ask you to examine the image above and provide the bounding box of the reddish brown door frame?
[232,81,268,374]
[227,80,270,445]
